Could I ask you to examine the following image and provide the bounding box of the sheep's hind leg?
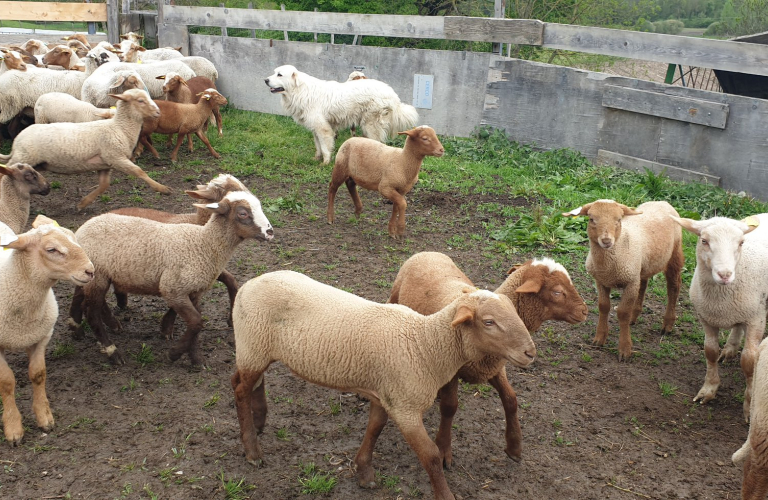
[434,376,459,469]
[166,294,205,365]
[594,284,611,347]
[662,243,683,334]
[694,322,721,404]
[86,279,125,365]
[68,286,86,339]
[109,157,172,195]
[630,278,648,324]
[488,367,523,462]
[218,270,239,328]
[616,284,640,361]
[0,350,23,445]
[742,432,768,499]
[345,179,363,216]
[742,320,766,422]
[396,415,455,500]
[76,169,112,210]
[720,325,744,362]
[27,335,54,432]
[231,369,266,466]
[355,400,389,488]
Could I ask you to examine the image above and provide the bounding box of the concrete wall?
[189,35,493,138]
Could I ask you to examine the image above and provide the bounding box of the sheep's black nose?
[266,228,274,236]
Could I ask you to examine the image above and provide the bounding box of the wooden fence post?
[220,3,228,37]
[493,0,506,54]
[248,2,256,38]
[107,0,119,44]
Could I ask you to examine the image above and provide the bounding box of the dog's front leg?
[312,132,323,162]
[316,124,335,165]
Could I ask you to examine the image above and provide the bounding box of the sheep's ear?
[0,165,11,177]
[194,201,230,215]
[562,203,592,217]
[186,189,218,202]
[0,232,28,251]
[108,74,127,88]
[119,34,128,40]
[95,110,114,119]
[515,278,542,294]
[620,204,642,216]
[397,128,419,138]
[181,79,188,87]
[451,305,475,328]
[32,215,59,228]
[507,263,524,275]
[137,46,146,51]
[670,216,703,236]
[108,93,126,101]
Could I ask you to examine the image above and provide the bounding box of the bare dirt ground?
[0,154,749,499]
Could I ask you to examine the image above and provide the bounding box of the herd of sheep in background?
[0,31,767,500]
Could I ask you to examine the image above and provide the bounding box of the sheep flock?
[0,33,765,500]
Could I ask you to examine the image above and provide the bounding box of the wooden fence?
[0,0,117,44]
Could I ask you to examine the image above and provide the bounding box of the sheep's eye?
[739,240,745,247]
[701,239,709,246]
[46,248,59,254]
[552,290,562,296]
[483,319,496,327]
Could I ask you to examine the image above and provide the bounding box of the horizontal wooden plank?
[597,149,721,186]
[444,18,543,44]
[602,85,729,129]
[163,6,445,38]
[0,1,107,22]
[0,33,107,46]
[543,23,768,78]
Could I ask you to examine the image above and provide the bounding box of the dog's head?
[265,65,299,94]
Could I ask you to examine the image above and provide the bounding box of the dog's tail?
[387,102,419,137]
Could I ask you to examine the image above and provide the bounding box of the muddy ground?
[0,148,749,500]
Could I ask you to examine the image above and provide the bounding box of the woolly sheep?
[388,252,586,465]
[73,190,273,365]
[733,336,768,499]
[0,50,28,75]
[41,45,83,71]
[672,214,768,419]
[159,72,223,146]
[82,58,195,106]
[327,125,444,239]
[138,88,227,162]
[177,56,218,82]
[69,174,248,332]
[0,215,94,445]
[0,63,89,124]
[34,92,114,124]
[231,270,535,500]
[0,89,172,209]
[61,33,91,49]
[119,32,143,44]
[0,163,50,233]
[564,200,683,361]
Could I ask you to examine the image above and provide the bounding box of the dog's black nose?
[264,78,269,85]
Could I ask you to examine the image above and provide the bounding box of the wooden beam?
[543,23,768,78]
[602,85,729,129]
[0,33,108,46]
[597,150,721,186]
[107,0,119,45]
[444,18,542,45]
[0,1,107,22]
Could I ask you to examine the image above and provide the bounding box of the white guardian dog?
[265,65,419,164]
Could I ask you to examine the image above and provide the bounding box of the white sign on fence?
[413,74,434,109]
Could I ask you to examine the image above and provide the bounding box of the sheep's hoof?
[167,348,183,362]
[247,457,264,468]
[694,384,717,404]
[109,351,126,366]
[505,447,522,463]
[5,433,23,447]
[719,345,739,362]
[356,468,377,489]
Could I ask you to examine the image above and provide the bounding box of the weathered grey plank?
[597,150,721,185]
[602,84,729,129]
[444,18,543,44]
[164,5,445,38]
[0,33,108,46]
[543,23,768,77]
[158,23,189,55]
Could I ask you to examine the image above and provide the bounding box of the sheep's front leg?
[231,369,266,466]
[616,283,640,361]
[594,284,612,347]
[27,335,54,432]
[345,179,363,216]
[487,367,523,462]
[108,157,172,195]
[76,169,111,210]
[381,187,407,239]
[218,270,239,328]
[434,376,459,469]
[68,285,86,339]
[194,129,221,160]
[742,319,766,422]
[166,294,205,365]
[170,132,186,162]
[396,415,455,500]
[0,350,23,445]
[355,400,389,488]
[694,322,721,404]
[213,108,223,137]
[85,278,125,365]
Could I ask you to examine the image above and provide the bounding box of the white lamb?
[34,92,114,124]
[672,214,768,420]
[82,59,195,105]
[0,64,89,124]
[231,270,535,500]
[0,89,171,209]
[0,215,94,445]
